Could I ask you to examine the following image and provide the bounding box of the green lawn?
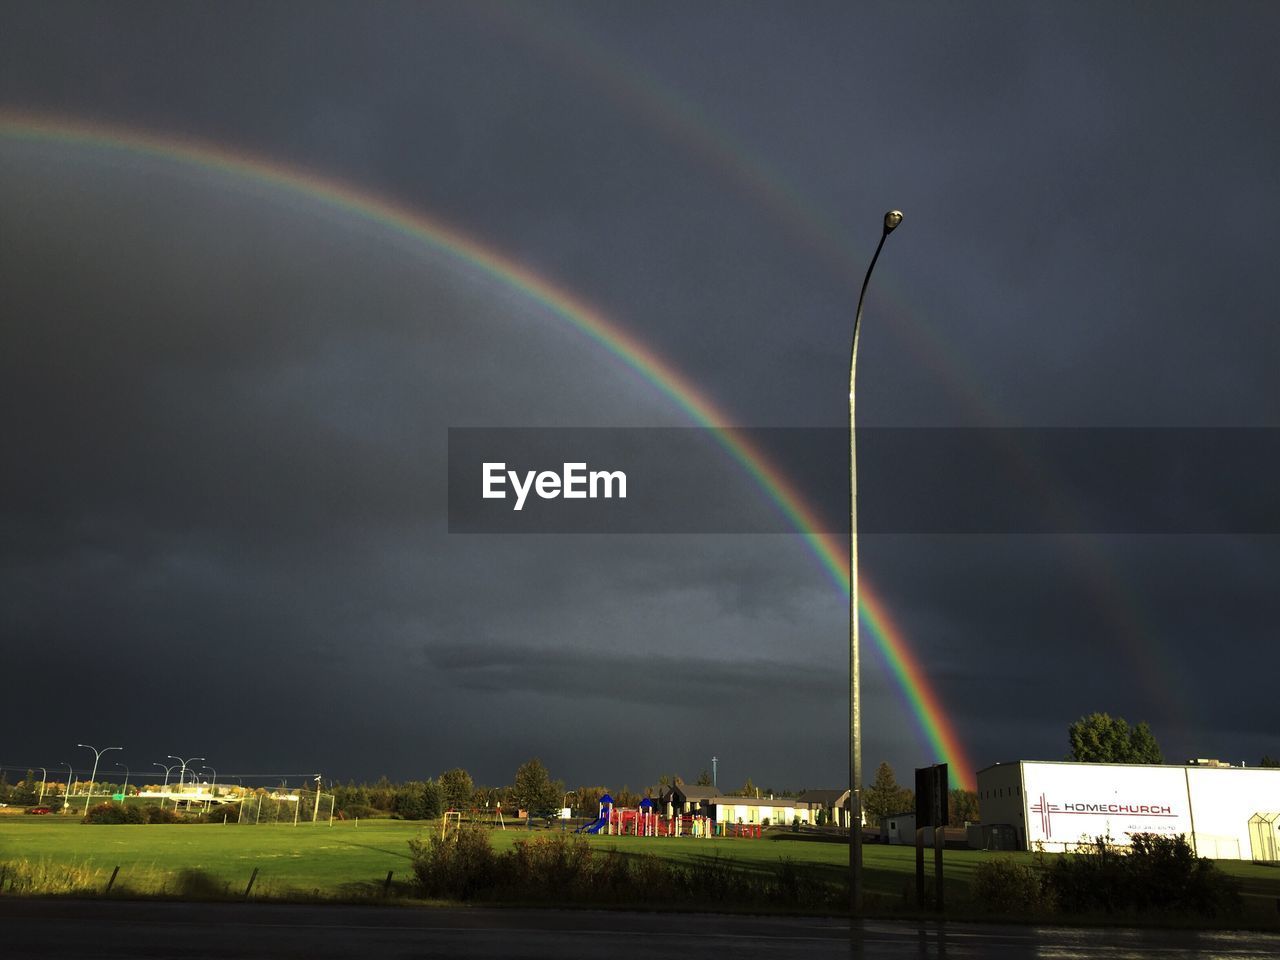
[0,818,969,895]
[3,817,1278,925]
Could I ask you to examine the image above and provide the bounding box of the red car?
[25,806,53,815]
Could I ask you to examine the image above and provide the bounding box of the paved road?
[2,899,1277,959]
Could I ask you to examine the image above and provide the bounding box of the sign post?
[914,763,949,911]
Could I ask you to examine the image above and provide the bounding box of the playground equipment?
[576,793,613,834]
[440,810,462,841]
[573,793,764,839]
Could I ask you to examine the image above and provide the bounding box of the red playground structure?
[575,794,762,838]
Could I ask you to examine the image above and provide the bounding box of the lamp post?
[77,743,122,815]
[167,755,204,813]
[154,762,179,810]
[849,209,903,914]
[167,755,203,788]
[116,763,130,806]
[202,766,218,813]
[61,762,73,813]
[37,767,47,804]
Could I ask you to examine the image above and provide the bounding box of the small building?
[796,789,853,828]
[978,759,1280,859]
[660,784,813,826]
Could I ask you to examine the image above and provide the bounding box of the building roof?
[664,784,804,807]
[675,785,722,801]
[976,759,1280,776]
[797,789,850,806]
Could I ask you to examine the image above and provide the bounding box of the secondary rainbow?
[0,111,977,787]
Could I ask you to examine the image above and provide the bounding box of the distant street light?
[37,767,47,804]
[77,743,122,815]
[848,209,903,915]
[61,762,73,814]
[154,762,179,810]
[201,766,218,813]
[115,763,130,805]
[167,755,204,789]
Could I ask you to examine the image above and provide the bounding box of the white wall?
[713,802,810,824]
[1020,762,1193,852]
[979,761,1280,858]
[1185,767,1280,859]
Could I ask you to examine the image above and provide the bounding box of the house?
[658,783,813,826]
[796,788,855,828]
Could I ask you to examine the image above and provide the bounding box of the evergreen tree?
[864,762,912,821]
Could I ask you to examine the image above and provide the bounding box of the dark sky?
[2,1,1278,794]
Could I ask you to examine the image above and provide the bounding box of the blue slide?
[576,816,608,835]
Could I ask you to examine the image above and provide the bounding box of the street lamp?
[37,767,47,804]
[167,755,203,788]
[77,744,122,815]
[115,763,130,806]
[849,209,903,914]
[61,762,73,813]
[201,766,218,813]
[154,762,179,810]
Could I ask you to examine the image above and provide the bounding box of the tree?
[393,780,442,821]
[736,777,758,798]
[864,762,913,822]
[439,768,474,812]
[511,758,561,815]
[696,770,713,786]
[1067,712,1163,763]
[949,788,980,824]
[1261,755,1279,768]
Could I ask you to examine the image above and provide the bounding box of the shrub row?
[80,801,238,825]
[408,828,842,909]
[971,833,1241,918]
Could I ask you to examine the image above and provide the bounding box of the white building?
[977,760,1280,859]
[663,785,814,825]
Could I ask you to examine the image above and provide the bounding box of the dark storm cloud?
[424,641,841,707]
[2,1,1278,788]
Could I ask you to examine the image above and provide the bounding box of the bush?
[971,858,1055,915]
[201,803,240,824]
[409,826,498,900]
[407,829,845,909]
[145,805,182,824]
[82,802,144,825]
[1047,834,1240,917]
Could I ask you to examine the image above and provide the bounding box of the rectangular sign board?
[1021,762,1192,848]
[915,763,949,827]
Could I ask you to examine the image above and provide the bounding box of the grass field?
[3,817,1279,925]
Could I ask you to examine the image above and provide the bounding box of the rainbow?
[0,111,977,788]
[482,8,1189,726]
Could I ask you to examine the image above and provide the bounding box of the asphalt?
[2,898,1277,959]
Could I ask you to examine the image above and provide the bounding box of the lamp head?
[883,210,904,234]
